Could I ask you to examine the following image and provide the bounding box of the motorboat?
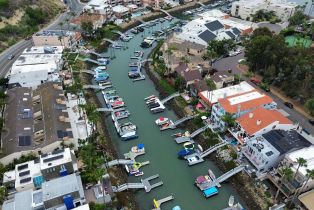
[228,195,235,207]
[148,103,160,109]
[164,16,173,21]
[178,149,194,159]
[94,76,109,82]
[195,172,219,198]
[137,26,144,32]
[159,120,174,130]
[134,51,144,58]
[125,162,142,175]
[172,131,191,138]
[94,66,107,72]
[187,155,202,165]
[146,98,157,104]
[128,71,140,78]
[94,71,109,79]
[131,143,145,153]
[183,142,194,150]
[155,117,169,125]
[134,171,144,177]
[111,101,125,109]
[144,95,155,101]
[112,43,123,49]
[130,28,139,34]
[112,109,130,121]
[129,61,139,67]
[97,58,109,65]
[159,18,165,22]
[151,106,165,114]
[104,95,120,103]
[119,122,138,140]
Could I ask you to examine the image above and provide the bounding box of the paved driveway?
[212,52,245,75]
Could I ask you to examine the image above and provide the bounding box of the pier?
[159,9,173,18]
[124,149,145,160]
[77,57,105,66]
[96,107,114,112]
[112,174,163,193]
[174,124,210,143]
[190,124,210,138]
[88,50,109,58]
[83,85,113,90]
[160,92,180,104]
[133,72,146,82]
[170,115,195,129]
[80,70,95,75]
[105,159,135,167]
[152,195,175,210]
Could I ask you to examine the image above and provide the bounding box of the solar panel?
[41,153,48,158]
[55,104,66,110]
[67,131,73,138]
[20,177,32,184]
[19,170,30,177]
[22,109,33,119]
[57,130,64,138]
[17,164,28,171]
[18,136,31,146]
[43,155,64,163]
[52,149,64,155]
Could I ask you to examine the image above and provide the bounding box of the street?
[0,0,84,77]
[213,53,314,135]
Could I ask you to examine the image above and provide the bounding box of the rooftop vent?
[249,113,253,118]
[257,120,261,125]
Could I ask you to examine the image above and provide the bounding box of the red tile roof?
[218,90,274,113]
[236,107,292,136]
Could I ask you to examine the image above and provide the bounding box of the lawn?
[285,36,312,48]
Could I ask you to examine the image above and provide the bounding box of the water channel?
[93,20,246,210]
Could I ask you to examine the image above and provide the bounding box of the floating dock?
[152,195,175,210]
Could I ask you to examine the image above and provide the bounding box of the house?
[175,10,253,46]
[211,90,277,130]
[1,83,75,164]
[71,13,107,30]
[142,0,164,8]
[183,69,202,87]
[3,148,77,192]
[298,189,314,210]
[2,173,86,210]
[198,81,255,107]
[112,5,129,18]
[8,46,64,89]
[190,80,209,97]
[210,70,234,89]
[32,30,82,49]
[242,130,311,175]
[231,0,297,22]
[229,107,295,144]
[83,0,112,15]
[174,63,189,76]
[268,146,314,198]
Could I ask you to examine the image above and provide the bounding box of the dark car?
[137,27,144,32]
[309,119,314,126]
[7,54,14,60]
[250,78,261,86]
[284,102,294,109]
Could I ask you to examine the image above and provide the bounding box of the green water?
[99,21,244,210]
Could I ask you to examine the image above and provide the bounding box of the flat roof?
[15,160,41,189]
[299,189,314,210]
[2,189,33,210]
[40,148,73,170]
[286,146,314,176]
[237,107,292,136]
[35,30,75,37]
[219,90,274,113]
[22,46,64,54]
[262,130,311,155]
[42,174,84,201]
[73,204,90,210]
[199,81,254,105]
[3,170,16,183]
[9,70,48,88]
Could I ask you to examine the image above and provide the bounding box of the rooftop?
[34,30,75,37]
[237,107,293,136]
[2,189,33,210]
[42,174,84,201]
[198,81,255,105]
[262,130,311,155]
[218,90,274,113]
[40,148,73,171]
[299,189,314,210]
[286,146,314,176]
[2,82,72,155]
[15,160,41,189]
[211,70,233,83]
[183,69,202,82]
[112,5,129,13]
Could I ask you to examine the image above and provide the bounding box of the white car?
[229,50,241,57]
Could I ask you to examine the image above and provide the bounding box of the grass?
[159,79,175,94]
[285,36,312,48]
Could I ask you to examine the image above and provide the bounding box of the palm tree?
[275,166,294,202]
[221,112,236,129]
[289,169,314,207]
[293,157,307,180]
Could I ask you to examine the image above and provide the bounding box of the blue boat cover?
[177,149,193,157]
[203,187,218,197]
[63,194,74,209]
[138,143,144,149]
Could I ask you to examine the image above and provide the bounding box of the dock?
[133,72,146,82]
[105,159,135,167]
[174,137,194,144]
[124,149,145,160]
[160,92,180,104]
[152,195,175,210]
[111,174,163,193]
[170,115,195,129]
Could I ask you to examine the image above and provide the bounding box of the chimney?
[249,113,253,118]
[256,120,261,125]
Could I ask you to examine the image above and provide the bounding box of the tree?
[275,167,293,202]
[205,79,216,90]
[221,112,236,129]
[305,99,314,116]
[289,10,308,26]
[81,21,93,35]
[207,39,236,58]
[174,75,185,92]
[0,186,6,205]
[293,157,307,180]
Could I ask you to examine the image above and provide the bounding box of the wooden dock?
[152,195,175,210]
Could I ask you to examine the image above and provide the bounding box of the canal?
[98,21,244,210]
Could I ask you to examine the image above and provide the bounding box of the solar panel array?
[17,164,28,171]
[20,177,31,184]
[43,154,64,163]
[52,149,64,155]
[19,170,30,177]
[18,136,31,146]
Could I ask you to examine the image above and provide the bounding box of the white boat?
[134,171,144,177]
[228,195,235,207]
[144,95,155,101]
[131,144,145,153]
[155,117,169,125]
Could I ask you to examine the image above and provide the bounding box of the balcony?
[228,126,249,144]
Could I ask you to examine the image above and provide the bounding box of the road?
[213,53,314,135]
[0,0,84,78]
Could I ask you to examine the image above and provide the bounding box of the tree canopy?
[205,39,236,59]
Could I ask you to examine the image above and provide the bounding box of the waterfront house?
[183,69,202,87]
[268,146,314,198]
[71,13,108,31]
[211,89,277,130]
[198,81,254,107]
[209,70,234,89]
[190,80,209,97]
[242,130,311,175]
[229,107,294,144]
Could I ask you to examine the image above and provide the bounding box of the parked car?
[7,54,14,60]
[238,58,246,64]
[229,50,241,56]
[250,78,261,85]
[284,102,294,109]
[309,119,314,126]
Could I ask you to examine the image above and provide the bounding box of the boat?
[228,195,235,207]
[134,171,144,177]
[119,122,138,140]
[134,51,144,58]
[172,131,191,138]
[94,76,109,82]
[111,101,125,109]
[155,117,169,125]
[128,71,140,78]
[195,169,219,198]
[111,109,130,121]
[183,142,194,150]
[187,155,202,166]
[129,61,139,67]
[159,18,165,22]
[94,66,107,71]
[164,16,173,21]
[178,149,194,159]
[137,26,144,32]
[131,143,145,153]
[97,58,109,65]
[208,169,216,180]
[160,120,174,130]
[125,162,142,174]
[94,71,109,79]
[144,95,156,101]
[130,28,139,34]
